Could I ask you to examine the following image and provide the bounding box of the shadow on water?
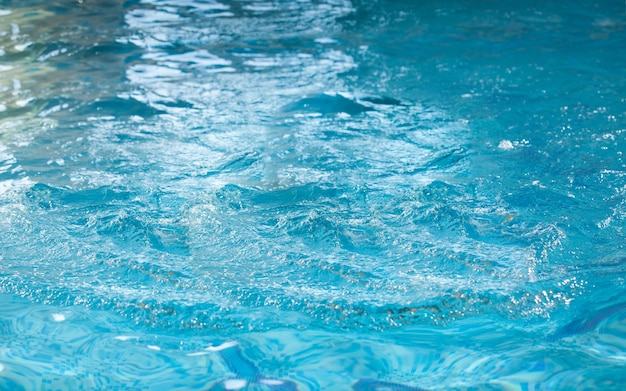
[282,93,406,117]
[549,298,626,341]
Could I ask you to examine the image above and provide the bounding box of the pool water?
[1,0,626,389]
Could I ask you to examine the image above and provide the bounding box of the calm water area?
[1,0,626,389]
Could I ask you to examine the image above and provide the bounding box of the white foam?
[36,48,67,62]
[51,313,65,322]
[126,64,183,83]
[147,345,161,351]
[143,49,232,68]
[205,340,238,351]
[243,3,277,12]
[0,363,4,372]
[114,335,139,341]
[14,42,32,52]
[223,379,247,390]
[0,178,34,196]
[125,9,184,30]
[16,97,34,107]
[140,0,230,12]
[315,37,337,44]
[244,57,279,67]
[186,351,210,357]
[498,140,514,150]
[260,379,285,386]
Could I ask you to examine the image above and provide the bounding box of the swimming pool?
[1,0,625,389]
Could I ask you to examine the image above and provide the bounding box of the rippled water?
[1,0,626,389]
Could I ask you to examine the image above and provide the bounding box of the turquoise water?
[1,0,626,389]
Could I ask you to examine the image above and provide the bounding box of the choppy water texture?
[1,0,626,389]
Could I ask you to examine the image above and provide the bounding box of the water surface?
[1,0,626,389]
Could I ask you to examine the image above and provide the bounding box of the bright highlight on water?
[1,0,625,389]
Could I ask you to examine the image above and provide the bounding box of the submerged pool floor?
[1,0,626,389]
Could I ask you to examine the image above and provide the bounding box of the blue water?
[1,0,626,389]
